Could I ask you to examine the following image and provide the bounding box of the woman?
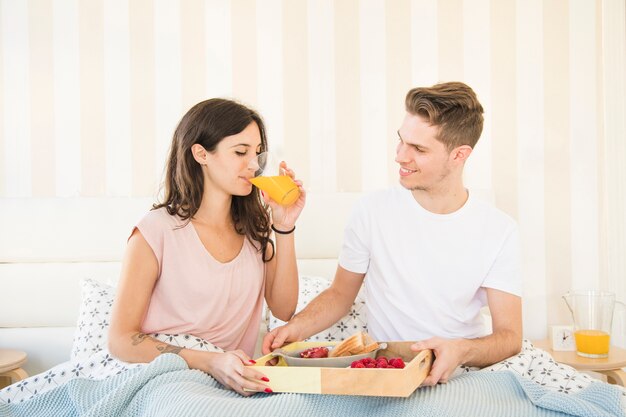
[108,98,305,396]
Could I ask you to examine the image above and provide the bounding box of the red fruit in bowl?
[299,347,329,358]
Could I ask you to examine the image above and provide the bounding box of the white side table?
[0,349,28,389]
[533,340,626,386]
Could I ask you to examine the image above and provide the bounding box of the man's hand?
[262,323,302,355]
[262,267,366,358]
[410,337,467,385]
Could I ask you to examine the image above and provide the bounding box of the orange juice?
[574,329,610,357]
[250,175,300,206]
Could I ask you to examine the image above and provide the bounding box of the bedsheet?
[1,339,625,416]
[1,353,625,417]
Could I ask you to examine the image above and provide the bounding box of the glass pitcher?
[562,291,624,358]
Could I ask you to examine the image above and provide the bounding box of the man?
[263,82,522,385]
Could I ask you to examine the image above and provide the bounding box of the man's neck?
[411,183,468,215]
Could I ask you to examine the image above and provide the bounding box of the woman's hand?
[193,350,272,396]
[263,161,306,230]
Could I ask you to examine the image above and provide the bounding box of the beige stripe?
[180,0,206,112]
[334,0,360,192]
[385,0,411,186]
[543,0,571,326]
[437,0,463,81]
[490,0,517,219]
[569,0,599,289]
[601,0,626,304]
[231,0,257,106]
[283,0,310,187]
[129,0,156,197]
[595,0,606,291]
[79,0,105,196]
[0,3,4,196]
[29,0,55,197]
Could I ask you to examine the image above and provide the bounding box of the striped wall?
[1,0,625,341]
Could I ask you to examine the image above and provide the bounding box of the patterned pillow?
[71,279,223,362]
[71,279,116,361]
[268,275,368,342]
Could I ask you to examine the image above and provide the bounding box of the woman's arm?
[263,167,306,321]
[108,228,182,363]
[262,166,305,321]
[108,229,270,395]
[263,229,299,321]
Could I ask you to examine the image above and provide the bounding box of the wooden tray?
[252,341,433,397]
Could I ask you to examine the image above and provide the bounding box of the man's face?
[395,113,452,192]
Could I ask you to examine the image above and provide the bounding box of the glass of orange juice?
[563,291,623,358]
[248,152,300,206]
[573,330,610,358]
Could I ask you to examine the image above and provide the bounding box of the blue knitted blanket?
[1,354,624,417]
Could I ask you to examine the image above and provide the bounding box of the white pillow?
[268,275,368,342]
[71,279,223,362]
[72,279,115,361]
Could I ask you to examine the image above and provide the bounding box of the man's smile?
[399,166,417,177]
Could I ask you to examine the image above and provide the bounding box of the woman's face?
[203,122,263,197]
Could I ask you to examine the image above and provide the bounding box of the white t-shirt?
[338,187,521,342]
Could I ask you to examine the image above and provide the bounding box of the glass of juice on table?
[562,291,624,358]
[248,152,300,206]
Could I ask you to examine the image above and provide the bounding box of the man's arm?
[461,288,522,366]
[262,266,365,354]
[412,288,522,385]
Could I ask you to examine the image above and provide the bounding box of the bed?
[1,193,625,416]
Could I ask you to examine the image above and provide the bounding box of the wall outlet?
[551,325,575,351]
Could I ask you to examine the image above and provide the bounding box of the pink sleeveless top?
[135,207,265,357]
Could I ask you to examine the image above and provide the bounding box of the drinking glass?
[247,152,300,206]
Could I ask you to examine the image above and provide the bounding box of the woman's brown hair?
[154,98,274,261]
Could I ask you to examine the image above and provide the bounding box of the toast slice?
[328,331,381,357]
[361,332,379,353]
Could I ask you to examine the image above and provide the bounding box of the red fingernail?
[264,388,273,393]
[249,359,256,364]
[260,191,265,198]
[261,377,270,382]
